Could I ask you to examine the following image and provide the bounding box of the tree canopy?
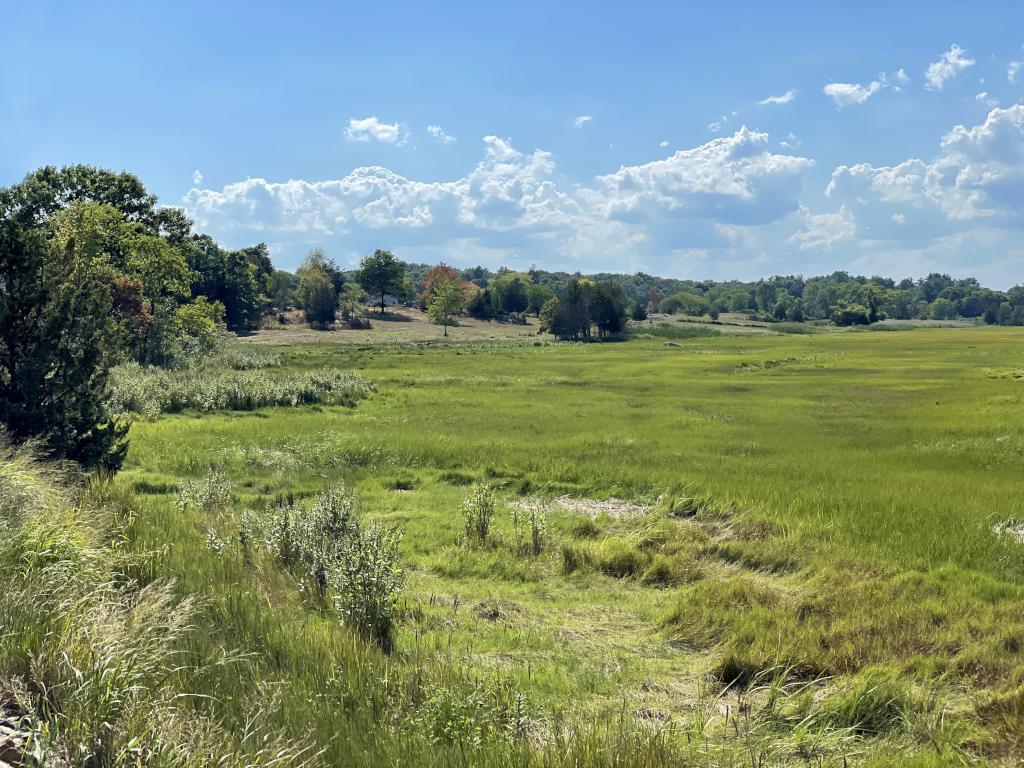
[357,249,406,313]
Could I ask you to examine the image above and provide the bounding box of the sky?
[3,2,1024,287]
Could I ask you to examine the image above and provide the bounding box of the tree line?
[420,265,1024,328]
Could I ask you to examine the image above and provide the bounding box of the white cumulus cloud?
[924,44,975,91]
[574,115,593,127]
[586,126,812,227]
[192,169,204,185]
[426,124,457,144]
[826,104,1024,232]
[759,89,797,106]
[182,128,813,273]
[823,80,883,107]
[788,205,856,251]
[344,116,404,144]
[1009,61,1022,83]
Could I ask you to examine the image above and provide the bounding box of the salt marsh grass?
[102,325,1024,764]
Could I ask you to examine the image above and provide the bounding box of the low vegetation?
[106,361,372,418]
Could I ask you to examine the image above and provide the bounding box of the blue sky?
[3,1,1024,286]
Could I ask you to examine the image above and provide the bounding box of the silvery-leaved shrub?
[249,484,404,651]
[461,484,495,544]
[176,467,233,512]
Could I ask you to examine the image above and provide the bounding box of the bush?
[461,484,496,544]
[241,485,404,651]
[833,305,871,326]
[175,466,233,512]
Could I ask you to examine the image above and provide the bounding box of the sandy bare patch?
[552,495,649,519]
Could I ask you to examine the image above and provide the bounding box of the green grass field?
[115,326,1024,765]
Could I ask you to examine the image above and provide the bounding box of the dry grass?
[246,307,545,345]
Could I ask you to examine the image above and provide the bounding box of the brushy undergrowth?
[106,362,373,418]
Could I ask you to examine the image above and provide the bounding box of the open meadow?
[105,325,1024,765]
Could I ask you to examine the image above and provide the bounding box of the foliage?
[242,484,405,650]
[526,283,555,315]
[357,249,407,313]
[659,291,710,316]
[427,276,465,336]
[0,440,313,766]
[297,262,338,327]
[546,278,629,340]
[0,200,127,469]
[182,235,267,330]
[338,282,368,322]
[176,465,234,512]
[511,499,547,555]
[421,262,463,305]
[490,272,529,316]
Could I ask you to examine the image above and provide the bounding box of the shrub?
[216,346,282,370]
[175,466,233,512]
[330,524,404,653]
[242,485,404,651]
[461,484,496,544]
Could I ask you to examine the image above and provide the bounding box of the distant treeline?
[399,264,1024,327]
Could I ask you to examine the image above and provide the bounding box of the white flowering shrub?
[511,499,548,555]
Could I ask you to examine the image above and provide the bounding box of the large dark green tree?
[357,249,406,313]
[0,200,127,470]
[296,250,340,327]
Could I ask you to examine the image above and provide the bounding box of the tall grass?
[106,362,373,418]
[0,439,315,766]
[629,324,723,340]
